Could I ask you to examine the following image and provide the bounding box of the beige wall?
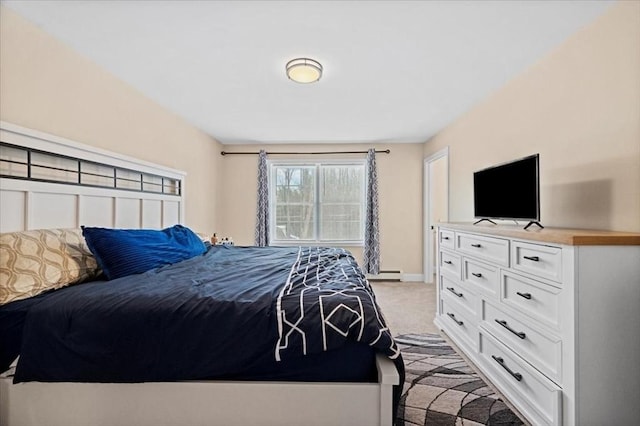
[424,1,640,232]
[0,7,222,235]
[3,0,637,280]
[219,143,424,275]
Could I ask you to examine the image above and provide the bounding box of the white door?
[423,148,449,283]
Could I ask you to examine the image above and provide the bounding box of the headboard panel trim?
[1,141,182,196]
[0,122,186,233]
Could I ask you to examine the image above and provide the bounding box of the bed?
[0,122,403,426]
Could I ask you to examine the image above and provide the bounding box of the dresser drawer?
[479,331,562,426]
[441,274,477,317]
[441,298,478,352]
[512,241,563,284]
[501,271,561,330]
[440,250,461,279]
[463,258,499,298]
[456,232,509,267]
[439,228,455,250]
[481,299,562,384]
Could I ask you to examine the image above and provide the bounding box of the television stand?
[473,218,496,225]
[524,221,544,230]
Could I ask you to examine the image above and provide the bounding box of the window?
[269,161,366,245]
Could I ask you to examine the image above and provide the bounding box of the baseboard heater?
[366,269,402,282]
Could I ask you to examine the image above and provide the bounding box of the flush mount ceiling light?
[286,57,323,83]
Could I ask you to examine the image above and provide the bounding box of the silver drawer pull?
[516,291,532,300]
[446,287,463,297]
[492,355,523,382]
[523,255,539,261]
[447,312,463,326]
[471,243,482,248]
[471,272,483,278]
[444,260,453,265]
[495,319,526,339]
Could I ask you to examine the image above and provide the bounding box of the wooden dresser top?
[438,222,640,246]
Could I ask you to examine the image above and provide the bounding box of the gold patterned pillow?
[0,228,101,305]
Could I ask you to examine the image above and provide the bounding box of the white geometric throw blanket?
[275,246,401,362]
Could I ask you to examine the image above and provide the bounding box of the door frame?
[423,147,450,283]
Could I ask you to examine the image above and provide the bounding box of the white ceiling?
[3,0,614,145]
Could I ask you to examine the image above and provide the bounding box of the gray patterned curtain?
[363,148,380,274]
[254,150,269,246]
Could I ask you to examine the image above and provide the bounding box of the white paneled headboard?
[0,121,186,233]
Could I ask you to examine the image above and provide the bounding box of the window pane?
[320,203,362,240]
[273,166,315,240]
[275,167,314,203]
[320,165,364,240]
[321,165,364,203]
[275,203,315,240]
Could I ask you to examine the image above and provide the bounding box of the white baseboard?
[366,272,427,283]
[401,273,425,282]
[367,269,402,282]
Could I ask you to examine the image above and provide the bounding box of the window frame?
[268,159,367,247]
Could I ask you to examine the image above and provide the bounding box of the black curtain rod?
[221,149,390,156]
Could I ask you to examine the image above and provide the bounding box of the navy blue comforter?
[7,245,401,383]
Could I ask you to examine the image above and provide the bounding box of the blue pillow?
[81,225,207,280]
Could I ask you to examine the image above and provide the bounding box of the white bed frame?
[0,122,399,426]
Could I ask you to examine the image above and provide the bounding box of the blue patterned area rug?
[396,333,526,426]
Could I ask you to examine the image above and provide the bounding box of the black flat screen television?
[473,154,542,229]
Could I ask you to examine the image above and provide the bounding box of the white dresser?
[434,223,640,426]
